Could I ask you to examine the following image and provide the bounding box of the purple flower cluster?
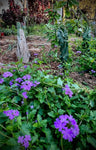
[22,74,31,80]
[30,105,34,109]
[9,79,14,86]
[18,135,31,148]
[3,109,19,120]
[34,53,38,56]
[3,72,13,78]
[13,69,16,72]
[22,92,28,99]
[15,78,23,83]
[76,51,81,54]
[34,60,38,64]
[24,65,27,69]
[0,78,4,84]
[21,81,33,91]
[54,114,79,142]
[21,80,40,91]
[59,73,63,76]
[63,85,73,98]
[54,45,58,48]
[91,69,96,73]
[58,65,63,69]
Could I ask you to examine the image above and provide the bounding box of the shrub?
[2,1,23,26]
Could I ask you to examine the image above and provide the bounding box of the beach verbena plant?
[0,62,96,150]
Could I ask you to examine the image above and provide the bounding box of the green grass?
[26,24,47,36]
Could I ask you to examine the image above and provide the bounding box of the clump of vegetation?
[0,61,96,150]
[2,0,23,26]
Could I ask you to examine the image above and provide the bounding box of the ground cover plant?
[0,60,96,150]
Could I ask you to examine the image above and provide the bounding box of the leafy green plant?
[45,23,69,62]
[57,25,69,62]
[0,61,96,150]
[0,25,17,36]
[26,24,46,36]
[82,26,91,51]
[75,37,96,73]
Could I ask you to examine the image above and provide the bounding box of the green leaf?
[33,122,39,128]
[43,128,52,143]
[48,111,55,118]
[48,87,56,95]
[41,119,47,127]
[90,111,96,120]
[17,116,22,126]
[48,142,60,150]
[28,110,37,120]
[90,100,94,107]
[36,92,45,103]
[6,125,13,132]
[87,136,96,148]
[21,123,31,135]
[57,78,63,86]
[0,101,5,105]
[58,109,65,114]
[32,134,38,144]
[37,114,42,122]
[12,96,21,103]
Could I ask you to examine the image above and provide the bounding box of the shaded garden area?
[0,0,96,150]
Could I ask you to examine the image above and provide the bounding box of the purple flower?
[22,92,28,99]
[0,78,4,84]
[34,81,40,85]
[9,79,14,86]
[91,69,96,73]
[26,111,28,115]
[76,51,81,54]
[59,73,63,76]
[3,109,19,120]
[58,65,63,69]
[54,114,79,142]
[18,135,31,148]
[63,85,73,98]
[24,65,27,69]
[34,53,38,56]
[3,72,13,78]
[13,69,16,72]
[24,135,31,141]
[21,81,33,91]
[34,61,38,64]
[35,120,37,123]
[22,74,31,80]
[15,83,20,87]
[23,141,29,148]
[18,136,24,144]
[54,45,58,48]
[21,100,24,104]
[30,105,34,109]
[15,78,23,83]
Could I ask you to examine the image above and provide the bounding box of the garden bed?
[0,35,95,89]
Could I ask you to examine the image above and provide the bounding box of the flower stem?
[0,124,7,131]
[61,134,64,150]
[0,131,10,138]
